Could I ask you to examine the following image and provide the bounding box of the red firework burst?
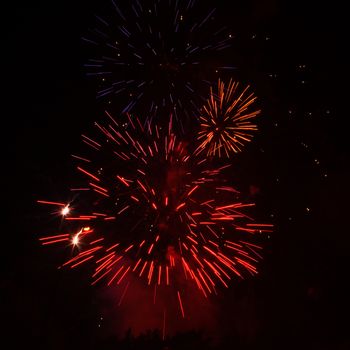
[37,112,272,318]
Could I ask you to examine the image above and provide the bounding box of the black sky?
[3,0,349,349]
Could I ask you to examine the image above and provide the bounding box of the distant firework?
[196,79,260,157]
[37,112,272,318]
[82,0,235,127]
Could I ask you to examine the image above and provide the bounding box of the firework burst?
[82,0,235,127]
[196,79,260,158]
[38,112,272,317]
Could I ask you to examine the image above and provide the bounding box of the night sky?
[4,0,348,349]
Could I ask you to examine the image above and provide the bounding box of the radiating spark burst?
[82,0,235,127]
[37,112,272,318]
[196,79,261,158]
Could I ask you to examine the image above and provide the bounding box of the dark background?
[3,0,348,349]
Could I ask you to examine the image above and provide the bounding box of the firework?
[82,0,235,127]
[196,79,260,158]
[38,112,272,318]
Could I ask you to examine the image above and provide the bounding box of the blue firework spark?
[82,0,235,129]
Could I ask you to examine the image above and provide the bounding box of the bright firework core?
[61,205,70,216]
